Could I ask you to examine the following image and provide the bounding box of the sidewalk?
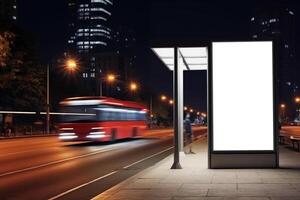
[93,138,300,200]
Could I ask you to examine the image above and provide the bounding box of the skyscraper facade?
[66,0,138,98]
[67,0,115,96]
[251,5,297,120]
[67,0,113,53]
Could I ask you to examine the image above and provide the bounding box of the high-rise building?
[251,6,296,79]
[67,0,113,53]
[250,5,297,120]
[67,0,114,95]
[66,0,138,98]
[0,0,17,29]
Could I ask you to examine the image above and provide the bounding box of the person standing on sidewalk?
[184,114,195,154]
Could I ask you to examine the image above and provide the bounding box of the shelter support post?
[171,47,183,169]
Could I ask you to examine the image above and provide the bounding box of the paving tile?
[265,189,300,196]
[172,188,208,197]
[237,178,263,184]
[262,178,300,184]
[181,183,237,190]
[224,198,270,200]
[271,197,300,200]
[207,189,238,196]
[211,177,237,184]
[172,197,224,200]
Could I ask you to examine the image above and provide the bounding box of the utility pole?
[46,64,50,135]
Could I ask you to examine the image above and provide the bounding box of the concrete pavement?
[93,137,300,200]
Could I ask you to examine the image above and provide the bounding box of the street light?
[184,106,188,111]
[46,58,78,134]
[161,95,167,101]
[130,82,138,92]
[295,97,300,120]
[190,109,194,113]
[65,59,78,72]
[107,74,116,83]
[169,100,174,105]
[280,104,286,123]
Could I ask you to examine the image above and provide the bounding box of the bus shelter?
[152,41,278,169]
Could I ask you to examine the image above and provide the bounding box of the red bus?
[58,96,148,141]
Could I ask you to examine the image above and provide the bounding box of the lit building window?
[83,73,89,78]
[90,7,111,15]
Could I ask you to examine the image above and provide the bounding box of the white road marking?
[48,171,118,200]
[48,146,174,200]
[0,147,115,178]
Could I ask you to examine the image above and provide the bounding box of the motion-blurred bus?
[58,97,148,141]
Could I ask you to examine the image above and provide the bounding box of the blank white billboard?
[212,42,274,151]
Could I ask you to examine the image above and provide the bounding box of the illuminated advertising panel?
[212,42,274,151]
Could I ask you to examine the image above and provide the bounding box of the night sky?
[18,0,300,113]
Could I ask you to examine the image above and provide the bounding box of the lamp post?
[280,104,286,123]
[46,64,50,135]
[46,59,78,134]
[295,97,300,120]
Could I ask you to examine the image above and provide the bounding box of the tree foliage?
[0,30,45,111]
[0,32,14,67]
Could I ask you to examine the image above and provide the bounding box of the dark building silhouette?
[66,0,138,98]
[251,5,298,120]
[0,0,17,29]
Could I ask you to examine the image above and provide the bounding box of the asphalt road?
[281,126,300,137]
[0,127,207,200]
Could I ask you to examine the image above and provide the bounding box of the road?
[281,126,300,137]
[0,127,206,200]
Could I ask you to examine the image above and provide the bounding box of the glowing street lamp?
[184,106,188,111]
[65,59,78,72]
[280,104,286,122]
[197,112,200,116]
[130,82,138,92]
[161,95,167,101]
[169,100,174,105]
[190,109,194,113]
[280,104,286,109]
[107,74,116,83]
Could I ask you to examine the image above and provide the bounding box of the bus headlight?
[59,132,78,140]
[87,130,106,139]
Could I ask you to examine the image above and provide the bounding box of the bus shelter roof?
[152,47,208,71]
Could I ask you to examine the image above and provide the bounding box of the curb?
[91,153,172,200]
[91,134,207,200]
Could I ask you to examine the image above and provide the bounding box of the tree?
[0,30,45,111]
[0,32,14,68]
